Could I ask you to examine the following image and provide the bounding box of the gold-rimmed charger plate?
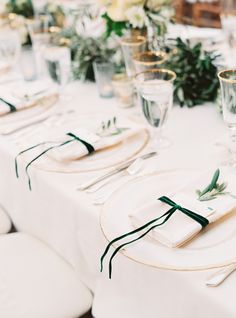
[16,113,149,173]
[0,94,58,126]
[100,169,236,271]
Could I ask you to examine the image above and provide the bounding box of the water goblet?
[0,28,21,72]
[133,51,167,74]
[218,69,236,166]
[135,69,176,149]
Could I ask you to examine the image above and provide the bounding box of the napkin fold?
[129,170,236,248]
[0,82,58,117]
[48,119,146,162]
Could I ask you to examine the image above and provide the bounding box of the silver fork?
[92,158,145,205]
[87,157,145,194]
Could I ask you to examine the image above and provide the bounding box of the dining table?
[0,74,236,318]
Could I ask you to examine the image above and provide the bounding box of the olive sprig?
[196,169,235,202]
[98,117,129,137]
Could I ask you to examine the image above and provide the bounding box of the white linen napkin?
[48,117,146,162]
[129,170,236,248]
[0,81,58,116]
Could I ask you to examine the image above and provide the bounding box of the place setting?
[2,1,236,318]
[14,113,150,190]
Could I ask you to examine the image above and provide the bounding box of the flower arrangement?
[55,27,123,81]
[98,0,174,38]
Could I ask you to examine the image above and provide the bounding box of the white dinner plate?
[16,113,149,173]
[0,80,59,126]
[0,95,58,126]
[100,169,236,271]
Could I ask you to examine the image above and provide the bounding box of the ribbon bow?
[101,196,209,279]
[159,196,209,228]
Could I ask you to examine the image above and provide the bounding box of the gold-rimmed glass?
[218,69,236,166]
[135,68,176,149]
[133,51,167,73]
[120,36,147,77]
[220,0,236,48]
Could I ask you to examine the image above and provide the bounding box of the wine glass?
[43,46,71,100]
[27,15,51,77]
[0,28,21,72]
[135,69,176,149]
[218,69,236,166]
[133,51,167,74]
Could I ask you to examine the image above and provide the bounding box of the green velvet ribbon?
[101,196,209,279]
[0,97,17,113]
[15,132,95,190]
[67,132,95,154]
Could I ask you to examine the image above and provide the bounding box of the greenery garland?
[6,0,34,18]
[165,38,220,107]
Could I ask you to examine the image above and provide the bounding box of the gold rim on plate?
[100,169,236,272]
[16,114,150,173]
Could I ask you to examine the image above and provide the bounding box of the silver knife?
[206,263,236,287]
[77,151,157,191]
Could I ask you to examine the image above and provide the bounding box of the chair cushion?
[0,205,11,234]
[0,233,92,318]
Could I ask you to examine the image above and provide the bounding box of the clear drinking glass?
[218,69,236,166]
[112,73,135,108]
[135,69,176,149]
[93,61,114,98]
[220,0,236,49]
[120,36,147,78]
[0,28,21,72]
[43,46,71,99]
[20,45,37,81]
[133,51,167,74]
[27,15,51,77]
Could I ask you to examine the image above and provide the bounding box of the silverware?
[206,263,236,287]
[77,152,157,191]
[87,157,145,194]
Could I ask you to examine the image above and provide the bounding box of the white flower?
[125,6,147,28]
[104,0,145,22]
[159,6,174,19]
[146,0,173,12]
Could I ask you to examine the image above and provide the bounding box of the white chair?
[0,232,93,318]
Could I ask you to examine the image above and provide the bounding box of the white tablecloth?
[0,81,235,318]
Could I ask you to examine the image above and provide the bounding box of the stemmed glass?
[135,69,176,149]
[0,28,21,72]
[43,46,71,101]
[27,15,51,77]
[133,51,167,74]
[218,69,236,166]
